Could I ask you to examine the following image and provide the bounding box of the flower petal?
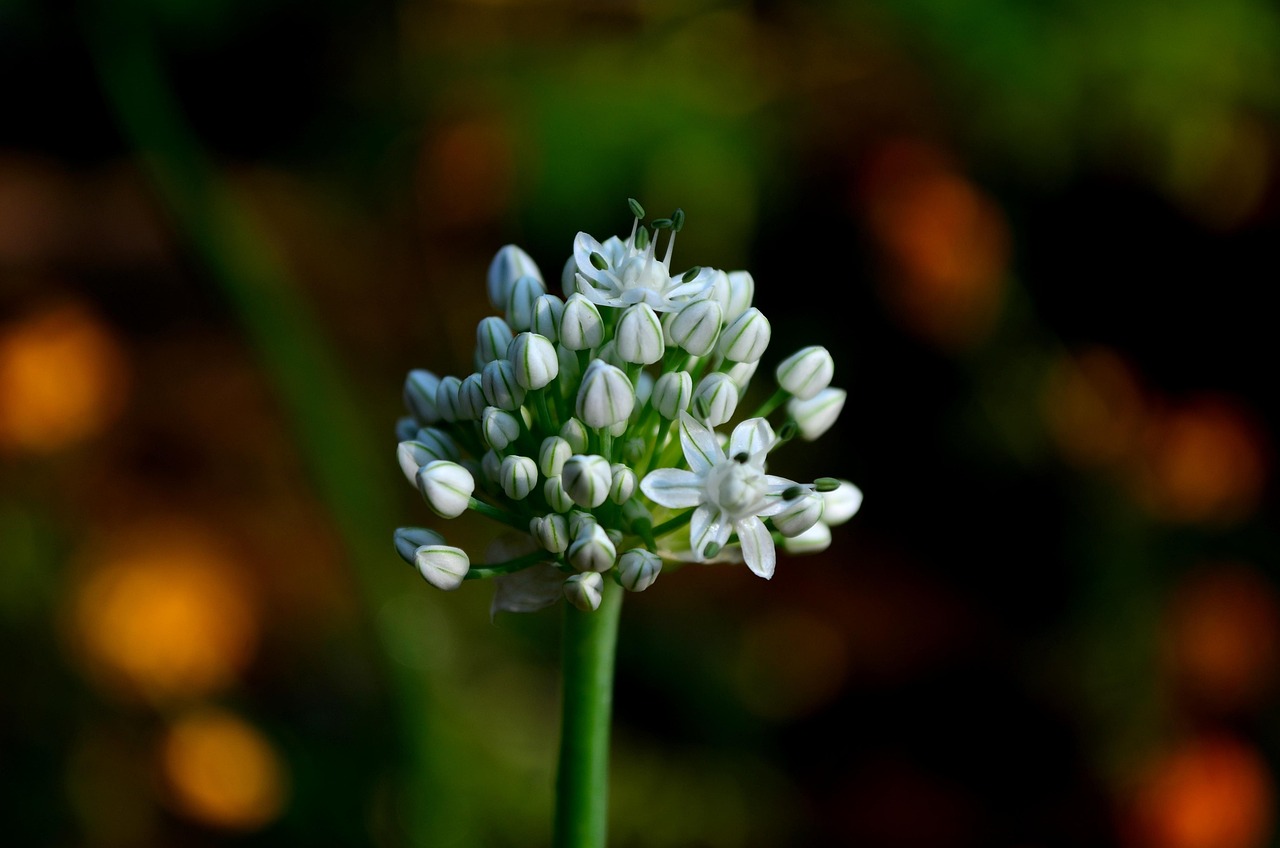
[573,232,608,286]
[736,516,776,579]
[679,411,724,475]
[729,417,775,460]
[638,468,703,508]
[689,504,731,560]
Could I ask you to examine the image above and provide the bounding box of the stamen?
[733,452,748,464]
[628,198,645,218]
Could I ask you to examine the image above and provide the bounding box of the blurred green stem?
[80,3,460,845]
[553,580,623,848]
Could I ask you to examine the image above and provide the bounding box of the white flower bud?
[457,373,486,420]
[705,269,731,315]
[415,545,470,591]
[481,407,521,451]
[617,549,661,592]
[560,293,605,351]
[609,463,637,504]
[567,523,617,573]
[561,255,581,297]
[563,572,604,611]
[568,510,597,539]
[651,371,693,420]
[559,418,590,454]
[539,436,572,477]
[394,526,445,564]
[717,306,771,363]
[575,360,635,428]
[480,449,502,487]
[781,521,832,555]
[507,274,546,332]
[726,359,759,389]
[668,298,722,356]
[416,461,475,518]
[692,372,739,427]
[398,437,454,485]
[788,387,847,440]
[499,454,538,500]
[488,244,542,311]
[507,332,559,390]
[776,346,835,400]
[491,562,564,618]
[530,513,571,553]
[615,303,665,365]
[481,359,526,411]
[404,369,441,423]
[532,294,565,342]
[434,375,463,423]
[413,427,459,461]
[562,454,612,508]
[475,316,514,366]
[543,475,575,513]
[557,343,582,387]
[724,271,755,324]
[772,491,825,537]
[821,480,863,526]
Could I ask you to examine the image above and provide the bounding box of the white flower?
[820,479,863,525]
[788,387,846,441]
[781,521,832,555]
[416,460,475,518]
[717,307,771,364]
[615,303,665,364]
[575,360,635,428]
[771,490,825,537]
[487,244,542,311]
[571,217,714,312]
[692,372,739,427]
[616,549,661,592]
[414,545,470,590]
[562,454,612,508]
[651,371,693,420]
[666,298,722,356]
[508,332,559,390]
[499,455,538,500]
[775,346,834,400]
[563,572,604,611]
[639,412,797,579]
[567,522,617,573]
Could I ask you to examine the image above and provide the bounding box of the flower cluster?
[394,200,862,616]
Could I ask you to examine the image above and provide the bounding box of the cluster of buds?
[394,200,862,616]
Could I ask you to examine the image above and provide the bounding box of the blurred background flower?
[2,0,1278,846]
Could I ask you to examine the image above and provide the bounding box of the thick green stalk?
[553,580,624,848]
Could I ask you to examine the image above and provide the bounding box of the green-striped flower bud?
[481,359,526,411]
[820,479,863,526]
[726,359,759,389]
[617,548,661,592]
[434,375,463,423]
[530,513,571,554]
[394,526,445,565]
[562,454,612,508]
[532,294,565,342]
[415,460,475,519]
[404,369,441,423]
[560,293,605,351]
[397,436,454,484]
[457,373,486,420]
[560,255,582,298]
[563,571,604,611]
[475,316,514,366]
[481,407,521,452]
[415,545,470,590]
[776,345,835,400]
[781,521,832,555]
[414,427,459,461]
[771,490,825,537]
[543,475,575,513]
[539,436,572,477]
[717,306,770,364]
[692,372,739,427]
[480,449,502,488]
[567,523,617,573]
[724,270,755,324]
[575,359,635,428]
[568,510,597,539]
[559,418,590,454]
[499,454,538,500]
[668,298,722,356]
[609,463,637,504]
[787,387,846,441]
[488,244,542,311]
[507,332,559,390]
[615,303,665,365]
[506,274,546,332]
[651,371,693,420]
[395,416,418,441]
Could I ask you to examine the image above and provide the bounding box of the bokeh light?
[0,301,129,454]
[1040,345,1149,471]
[159,706,289,831]
[64,520,260,704]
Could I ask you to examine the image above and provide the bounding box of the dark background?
[3,0,1279,846]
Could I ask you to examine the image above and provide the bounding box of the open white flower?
[571,212,714,312]
[639,412,797,579]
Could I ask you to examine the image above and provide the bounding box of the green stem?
[553,580,623,848]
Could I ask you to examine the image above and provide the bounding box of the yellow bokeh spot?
[161,707,288,831]
[0,301,128,453]
[68,521,259,704]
